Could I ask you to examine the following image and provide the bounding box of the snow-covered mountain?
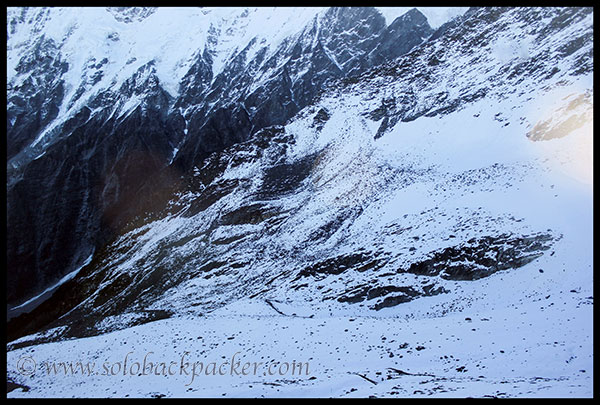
[6,7,593,398]
[7,6,438,311]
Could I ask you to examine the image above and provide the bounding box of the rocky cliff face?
[6,7,434,309]
[170,7,434,170]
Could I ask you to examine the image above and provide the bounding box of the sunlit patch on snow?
[527,89,593,186]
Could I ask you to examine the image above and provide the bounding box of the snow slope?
[6,7,593,398]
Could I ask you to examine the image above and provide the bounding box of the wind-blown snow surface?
[7,7,593,398]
